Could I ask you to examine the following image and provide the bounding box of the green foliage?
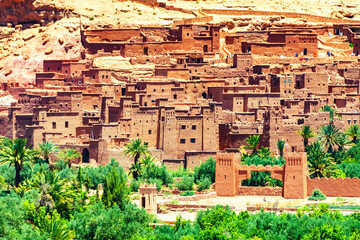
[57,149,81,167]
[176,176,194,191]
[317,124,341,152]
[69,202,150,240]
[303,224,345,240]
[123,139,150,164]
[243,135,260,155]
[296,125,316,149]
[242,155,284,187]
[339,162,360,178]
[196,176,212,191]
[308,189,327,201]
[169,166,193,178]
[277,139,285,157]
[102,165,130,209]
[320,105,340,123]
[0,190,44,239]
[0,138,37,186]
[140,163,174,186]
[33,207,75,240]
[193,157,216,183]
[180,191,195,196]
[37,140,59,164]
[130,179,141,192]
[307,141,337,178]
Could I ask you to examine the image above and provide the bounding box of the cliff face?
[0,0,70,25]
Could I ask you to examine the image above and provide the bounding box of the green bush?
[146,178,162,191]
[180,191,195,196]
[308,189,327,201]
[176,176,194,191]
[194,157,216,183]
[196,177,212,191]
[130,179,141,192]
[242,155,284,187]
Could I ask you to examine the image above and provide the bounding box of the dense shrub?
[193,157,216,183]
[176,176,194,191]
[180,191,195,196]
[140,164,174,187]
[339,162,360,178]
[196,177,212,191]
[130,179,141,192]
[69,202,150,239]
[308,189,327,201]
[242,156,284,187]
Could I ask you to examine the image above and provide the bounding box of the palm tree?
[317,124,341,152]
[58,149,81,168]
[36,215,75,240]
[129,162,143,180]
[123,139,150,165]
[140,154,156,167]
[306,141,337,178]
[277,139,285,157]
[16,171,75,213]
[243,135,260,155]
[38,140,59,164]
[296,125,316,150]
[346,124,360,144]
[0,138,36,187]
[258,146,271,159]
[336,133,350,152]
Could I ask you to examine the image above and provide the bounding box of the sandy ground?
[148,194,360,222]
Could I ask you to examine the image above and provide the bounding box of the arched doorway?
[82,148,90,163]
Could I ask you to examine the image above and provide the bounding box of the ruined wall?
[307,177,360,197]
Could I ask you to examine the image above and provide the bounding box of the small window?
[355,120,357,124]
[348,120,351,124]
[180,139,186,144]
[148,130,152,135]
[65,121,69,128]
[190,138,196,143]
[52,122,56,129]
[192,125,196,130]
[174,94,177,99]
[181,125,186,129]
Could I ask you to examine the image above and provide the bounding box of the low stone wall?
[238,186,282,196]
[175,192,216,201]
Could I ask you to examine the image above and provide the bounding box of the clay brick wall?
[85,29,141,42]
[185,151,216,169]
[238,186,282,196]
[307,177,360,197]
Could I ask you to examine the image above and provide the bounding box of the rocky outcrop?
[0,0,73,25]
